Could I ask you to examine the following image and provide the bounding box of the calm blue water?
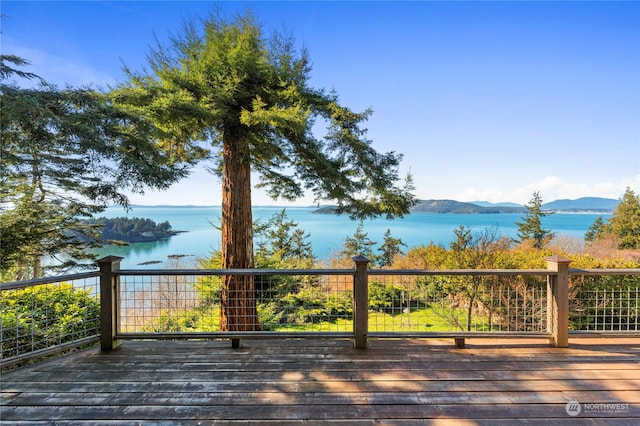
[95,205,609,268]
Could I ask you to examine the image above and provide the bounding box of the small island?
[85,217,183,244]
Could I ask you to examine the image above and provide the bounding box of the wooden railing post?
[353,255,370,349]
[98,256,123,351]
[546,255,571,348]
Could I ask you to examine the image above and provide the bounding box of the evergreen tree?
[450,225,473,252]
[111,11,414,331]
[0,55,190,279]
[607,188,640,249]
[339,221,376,260]
[83,217,175,243]
[257,209,315,267]
[515,191,554,249]
[376,228,406,267]
[0,55,41,81]
[585,216,607,242]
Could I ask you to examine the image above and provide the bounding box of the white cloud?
[456,176,638,205]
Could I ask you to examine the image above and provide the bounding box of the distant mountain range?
[313,197,619,215]
[410,200,524,214]
[471,201,524,208]
[540,197,619,212]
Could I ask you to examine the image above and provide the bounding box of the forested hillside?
[85,217,179,243]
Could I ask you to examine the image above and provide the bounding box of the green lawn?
[267,305,494,333]
[137,303,496,334]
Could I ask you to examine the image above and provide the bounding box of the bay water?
[95,205,608,269]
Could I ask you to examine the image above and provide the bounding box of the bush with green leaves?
[368,281,405,313]
[1,283,100,358]
[569,274,639,331]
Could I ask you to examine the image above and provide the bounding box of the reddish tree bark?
[220,132,260,331]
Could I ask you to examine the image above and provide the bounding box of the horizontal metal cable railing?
[0,272,101,369]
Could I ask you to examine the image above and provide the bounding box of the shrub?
[368,281,405,312]
[1,283,100,359]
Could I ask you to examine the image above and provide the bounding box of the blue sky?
[2,1,639,206]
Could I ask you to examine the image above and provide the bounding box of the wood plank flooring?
[1,337,639,424]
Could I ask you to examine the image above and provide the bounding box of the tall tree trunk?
[220,133,259,331]
[32,257,42,280]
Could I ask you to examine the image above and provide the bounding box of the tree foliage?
[337,221,377,261]
[585,188,640,250]
[0,55,191,280]
[607,188,640,249]
[1,283,100,359]
[515,191,554,249]
[112,11,414,218]
[0,55,41,82]
[198,210,336,329]
[110,10,414,331]
[255,209,315,268]
[376,228,407,268]
[84,217,174,243]
[333,224,406,268]
[585,216,607,243]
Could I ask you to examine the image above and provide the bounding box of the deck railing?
[2,255,639,368]
[0,272,101,369]
[98,255,639,349]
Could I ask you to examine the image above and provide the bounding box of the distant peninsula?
[312,197,618,215]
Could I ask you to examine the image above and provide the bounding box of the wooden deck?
[1,337,639,424]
